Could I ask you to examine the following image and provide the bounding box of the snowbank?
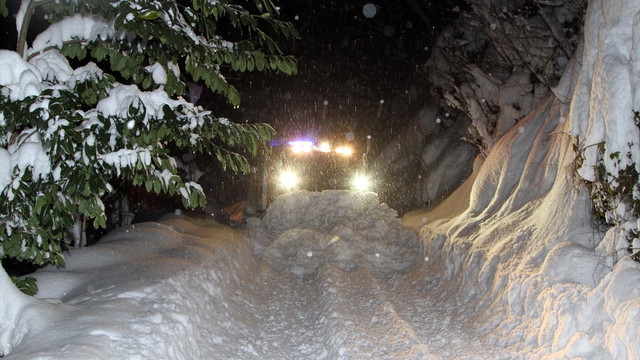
[1,216,256,359]
[411,0,640,358]
[246,190,420,279]
[0,179,636,359]
[0,266,38,356]
[416,87,639,360]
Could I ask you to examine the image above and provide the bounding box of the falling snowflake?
[362,3,377,18]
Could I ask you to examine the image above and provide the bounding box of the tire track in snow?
[380,262,512,359]
[243,190,486,358]
[244,249,508,359]
[309,263,439,359]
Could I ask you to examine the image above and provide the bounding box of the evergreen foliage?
[574,110,640,263]
[0,0,297,279]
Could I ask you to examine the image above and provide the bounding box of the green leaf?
[92,44,108,61]
[110,53,127,71]
[82,182,91,197]
[140,10,161,20]
[247,57,255,71]
[228,86,241,107]
[153,178,161,193]
[189,189,198,208]
[182,196,189,209]
[11,276,38,296]
[0,0,8,17]
[35,196,48,215]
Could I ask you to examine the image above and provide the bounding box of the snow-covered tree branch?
[0,0,296,279]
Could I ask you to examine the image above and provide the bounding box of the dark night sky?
[233,0,467,144]
[0,0,19,50]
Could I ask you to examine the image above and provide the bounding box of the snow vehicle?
[252,135,373,209]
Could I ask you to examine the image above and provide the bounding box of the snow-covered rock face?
[410,0,640,358]
[425,0,586,153]
[246,190,420,279]
[372,105,477,214]
[373,1,587,215]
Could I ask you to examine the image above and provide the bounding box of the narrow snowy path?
[188,251,502,359]
[5,192,510,359]
[193,250,506,359]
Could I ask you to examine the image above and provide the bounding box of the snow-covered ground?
[1,184,638,359]
[0,191,514,359]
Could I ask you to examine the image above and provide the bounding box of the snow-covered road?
[2,190,638,359]
[3,191,507,359]
[213,252,497,359]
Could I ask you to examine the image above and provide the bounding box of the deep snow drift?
[1,192,509,359]
[246,190,419,278]
[406,94,639,359]
[0,186,637,359]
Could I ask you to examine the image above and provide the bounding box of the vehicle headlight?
[335,146,353,156]
[318,142,331,153]
[289,140,313,154]
[279,170,299,190]
[352,174,371,191]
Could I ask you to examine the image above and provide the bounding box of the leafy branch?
[1,0,297,293]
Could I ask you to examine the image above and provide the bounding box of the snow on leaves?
[27,14,115,58]
[1,0,291,271]
[0,50,42,101]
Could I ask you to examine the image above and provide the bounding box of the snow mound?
[412,37,640,357]
[246,190,420,278]
[0,50,42,100]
